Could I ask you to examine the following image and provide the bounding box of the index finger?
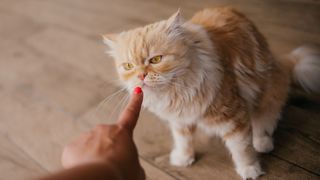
[117,87,143,134]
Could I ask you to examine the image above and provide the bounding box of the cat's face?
[104,11,193,91]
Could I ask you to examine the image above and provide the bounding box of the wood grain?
[0,0,319,179]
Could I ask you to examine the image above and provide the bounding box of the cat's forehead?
[115,21,169,64]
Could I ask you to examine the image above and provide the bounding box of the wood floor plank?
[271,105,320,175]
[0,40,112,117]
[140,158,177,180]
[0,0,319,179]
[24,26,112,80]
[260,154,318,180]
[0,9,42,42]
[0,90,80,172]
[0,132,47,180]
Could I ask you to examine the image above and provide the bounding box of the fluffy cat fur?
[103,8,320,179]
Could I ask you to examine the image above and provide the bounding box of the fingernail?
[134,87,142,94]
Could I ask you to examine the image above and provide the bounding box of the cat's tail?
[288,44,320,94]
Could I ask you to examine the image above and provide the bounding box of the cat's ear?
[167,9,183,26]
[102,33,117,48]
[166,9,185,36]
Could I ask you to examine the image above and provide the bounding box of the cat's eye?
[123,63,134,70]
[149,55,162,64]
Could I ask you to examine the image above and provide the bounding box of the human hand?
[61,87,144,180]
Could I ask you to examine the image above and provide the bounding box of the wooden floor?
[0,0,319,179]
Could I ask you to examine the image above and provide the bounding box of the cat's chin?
[142,83,167,91]
[142,84,158,90]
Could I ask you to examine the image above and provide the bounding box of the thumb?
[117,87,143,134]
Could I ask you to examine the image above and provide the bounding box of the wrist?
[104,158,145,180]
[98,161,125,180]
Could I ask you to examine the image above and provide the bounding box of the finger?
[117,87,143,133]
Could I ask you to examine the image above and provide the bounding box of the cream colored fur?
[103,8,320,180]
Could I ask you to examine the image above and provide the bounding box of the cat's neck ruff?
[143,23,224,121]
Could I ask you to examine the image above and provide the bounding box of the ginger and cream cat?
[103,8,320,179]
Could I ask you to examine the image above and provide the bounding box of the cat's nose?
[138,72,148,80]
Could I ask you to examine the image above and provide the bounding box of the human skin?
[39,87,145,180]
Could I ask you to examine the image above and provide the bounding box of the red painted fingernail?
[134,87,142,94]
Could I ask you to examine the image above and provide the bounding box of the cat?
[103,8,320,179]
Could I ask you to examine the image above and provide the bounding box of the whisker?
[108,93,130,122]
[89,87,127,122]
[116,94,130,119]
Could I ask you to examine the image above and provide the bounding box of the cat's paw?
[253,135,274,153]
[236,162,265,180]
[170,149,195,167]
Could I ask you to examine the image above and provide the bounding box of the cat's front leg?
[223,125,264,180]
[169,123,196,167]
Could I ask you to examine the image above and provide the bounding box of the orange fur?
[103,8,319,179]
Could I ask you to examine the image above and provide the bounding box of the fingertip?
[134,87,142,94]
[132,86,143,105]
[117,87,144,133]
